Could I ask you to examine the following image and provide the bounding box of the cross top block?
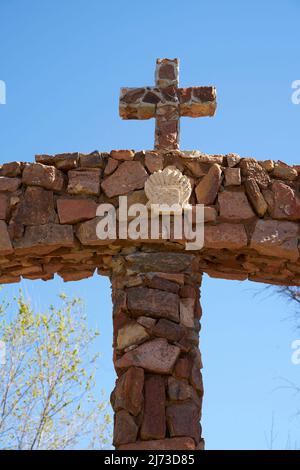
[119,58,217,150]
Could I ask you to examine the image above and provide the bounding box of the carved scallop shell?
[144,167,192,208]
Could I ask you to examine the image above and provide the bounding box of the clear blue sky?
[1,0,300,449]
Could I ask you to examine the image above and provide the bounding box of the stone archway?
[0,148,299,450]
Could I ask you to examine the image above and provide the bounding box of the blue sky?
[0,0,300,449]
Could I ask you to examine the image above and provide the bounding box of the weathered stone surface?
[226,153,241,167]
[272,162,298,180]
[112,367,144,416]
[102,161,148,198]
[204,223,248,249]
[76,217,111,245]
[195,164,222,205]
[0,162,22,177]
[79,152,104,168]
[0,194,8,220]
[115,338,180,374]
[67,169,100,196]
[118,437,196,450]
[244,178,268,217]
[125,252,196,273]
[166,401,200,443]
[110,150,135,161]
[141,375,166,440]
[145,153,164,173]
[117,321,149,350]
[22,163,64,191]
[259,160,274,172]
[57,198,97,224]
[180,298,195,327]
[264,181,300,220]
[224,167,241,186]
[136,316,157,330]
[104,157,118,176]
[251,220,299,261]
[15,187,56,225]
[204,206,217,222]
[14,223,74,255]
[218,191,255,221]
[152,318,185,342]
[0,177,21,192]
[113,410,138,446]
[53,153,79,170]
[190,364,204,392]
[0,221,13,255]
[174,357,192,379]
[239,159,270,189]
[168,376,195,401]
[127,287,179,322]
[126,189,148,207]
[145,275,180,294]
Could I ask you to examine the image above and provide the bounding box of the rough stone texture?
[57,198,97,224]
[113,410,138,446]
[0,149,298,286]
[224,167,241,186]
[218,191,255,221]
[120,59,216,150]
[115,338,180,374]
[127,287,179,322]
[250,220,299,261]
[0,177,21,192]
[195,164,222,204]
[0,221,13,254]
[140,375,166,440]
[22,163,64,191]
[180,298,195,327]
[111,367,144,416]
[166,401,201,443]
[204,223,248,250]
[14,187,56,226]
[244,178,268,217]
[0,194,8,220]
[67,169,100,196]
[264,181,300,220]
[117,322,149,350]
[101,161,148,198]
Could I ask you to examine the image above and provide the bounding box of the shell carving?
[144,167,192,211]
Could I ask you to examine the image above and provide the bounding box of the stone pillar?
[110,252,204,451]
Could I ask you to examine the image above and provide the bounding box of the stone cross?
[119,58,217,150]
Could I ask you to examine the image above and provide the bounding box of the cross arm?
[178,86,217,118]
[119,87,159,120]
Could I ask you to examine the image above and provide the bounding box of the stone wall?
[0,149,299,285]
[110,253,203,450]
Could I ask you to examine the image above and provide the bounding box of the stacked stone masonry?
[1,149,300,450]
[111,254,203,450]
[0,150,299,286]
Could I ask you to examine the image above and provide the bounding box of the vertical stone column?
[110,252,204,451]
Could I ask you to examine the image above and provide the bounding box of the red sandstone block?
[57,198,97,224]
[67,169,101,196]
[0,221,13,255]
[140,375,166,440]
[22,163,64,191]
[0,194,8,220]
[110,150,135,160]
[0,177,21,192]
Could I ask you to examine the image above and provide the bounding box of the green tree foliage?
[0,291,112,449]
